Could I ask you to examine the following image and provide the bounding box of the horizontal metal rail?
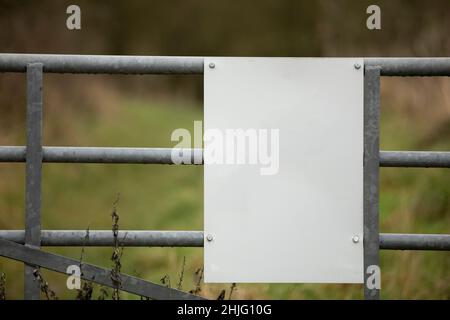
[0,146,449,168]
[0,146,202,164]
[0,230,204,247]
[0,230,449,251]
[379,233,450,251]
[365,58,450,77]
[1,54,449,76]
[0,54,204,74]
[379,151,450,168]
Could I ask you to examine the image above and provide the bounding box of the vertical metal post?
[363,66,381,300]
[24,63,43,300]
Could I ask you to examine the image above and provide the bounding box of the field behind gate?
[0,75,449,299]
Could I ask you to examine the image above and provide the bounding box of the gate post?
[363,66,381,299]
[24,63,43,300]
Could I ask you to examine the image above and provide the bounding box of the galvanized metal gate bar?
[0,147,449,167]
[379,233,450,251]
[379,151,450,167]
[24,63,43,300]
[1,230,449,250]
[0,54,204,74]
[1,55,450,76]
[0,230,205,247]
[363,66,381,300]
[365,58,450,76]
[0,238,204,300]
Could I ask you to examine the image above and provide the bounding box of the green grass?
[0,97,448,299]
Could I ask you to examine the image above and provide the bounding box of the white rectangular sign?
[204,58,364,283]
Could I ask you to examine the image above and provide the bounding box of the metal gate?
[0,54,449,300]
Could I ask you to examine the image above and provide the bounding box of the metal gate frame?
[0,54,449,300]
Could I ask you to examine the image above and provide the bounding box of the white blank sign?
[204,58,363,283]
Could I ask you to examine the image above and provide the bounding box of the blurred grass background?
[0,0,449,299]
